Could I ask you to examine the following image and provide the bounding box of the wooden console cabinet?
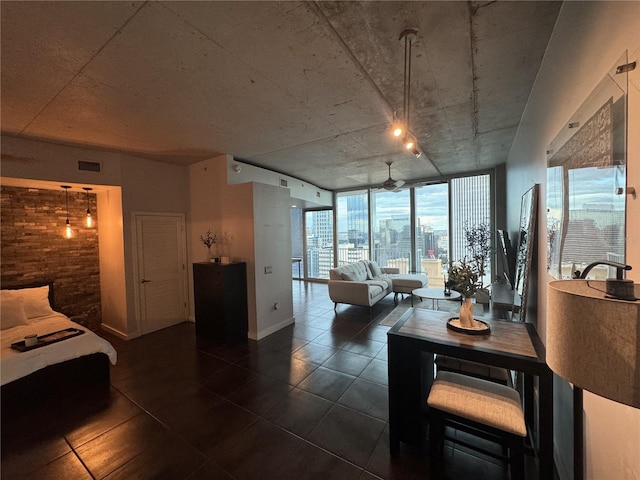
[193,262,248,344]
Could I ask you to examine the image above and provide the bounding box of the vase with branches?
[200,229,217,261]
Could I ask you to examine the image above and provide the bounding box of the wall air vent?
[280,178,288,187]
[78,160,101,172]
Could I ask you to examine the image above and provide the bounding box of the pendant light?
[83,187,93,227]
[401,29,417,148]
[61,185,72,239]
[391,28,424,159]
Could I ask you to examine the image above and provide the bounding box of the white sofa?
[328,260,428,310]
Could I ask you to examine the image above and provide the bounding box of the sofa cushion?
[369,260,383,277]
[368,284,384,299]
[368,279,391,291]
[341,271,359,281]
[363,261,374,280]
[336,261,368,282]
[390,274,427,290]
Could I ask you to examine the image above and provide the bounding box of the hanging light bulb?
[65,219,73,239]
[391,111,404,137]
[404,135,415,150]
[83,187,93,227]
[61,185,72,239]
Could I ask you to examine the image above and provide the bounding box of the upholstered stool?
[435,355,513,386]
[427,371,527,480]
[389,274,427,303]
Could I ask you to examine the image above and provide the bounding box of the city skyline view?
[300,174,492,281]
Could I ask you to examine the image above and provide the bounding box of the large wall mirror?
[546,52,628,281]
[512,184,539,322]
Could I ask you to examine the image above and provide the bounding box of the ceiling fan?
[380,161,405,192]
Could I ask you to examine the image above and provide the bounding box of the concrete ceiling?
[1,1,562,192]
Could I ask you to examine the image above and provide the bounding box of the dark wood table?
[387,308,553,479]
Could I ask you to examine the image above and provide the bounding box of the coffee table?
[411,287,461,309]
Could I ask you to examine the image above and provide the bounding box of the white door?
[135,214,188,335]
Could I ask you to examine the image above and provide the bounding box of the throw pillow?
[0,295,29,329]
[369,260,383,277]
[341,271,359,281]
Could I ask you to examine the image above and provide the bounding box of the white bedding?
[1,312,117,386]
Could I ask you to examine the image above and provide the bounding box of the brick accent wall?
[1,186,101,330]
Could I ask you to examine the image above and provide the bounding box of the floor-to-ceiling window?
[371,189,411,273]
[449,174,492,287]
[305,209,334,280]
[414,182,449,287]
[293,173,492,284]
[291,207,304,278]
[336,190,369,266]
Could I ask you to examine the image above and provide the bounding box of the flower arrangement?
[200,229,217,249]
[446,258,480,298]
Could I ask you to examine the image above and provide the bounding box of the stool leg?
[429,410,444,456]
[509,437,525,480]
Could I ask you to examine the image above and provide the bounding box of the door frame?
[131,211,188,337]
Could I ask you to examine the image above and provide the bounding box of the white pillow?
[369,260,383,278]
[0,295,29,329]
[1,286,55,320]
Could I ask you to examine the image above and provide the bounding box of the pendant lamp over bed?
[83,187,93,228]
[61,185,72,239]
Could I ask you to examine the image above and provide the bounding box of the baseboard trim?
[250,316,295,340]
[100,323,132,340]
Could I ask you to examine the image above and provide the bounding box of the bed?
[1,282,117,412]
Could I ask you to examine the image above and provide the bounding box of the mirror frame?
[513,184,539,323]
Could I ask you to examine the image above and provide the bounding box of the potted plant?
[446,258,481,328]
[463,222,493,304]
[446,258,479,299]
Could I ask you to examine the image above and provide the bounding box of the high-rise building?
[346,194,368,247]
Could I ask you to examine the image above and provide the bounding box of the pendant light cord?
[65,188,69,221]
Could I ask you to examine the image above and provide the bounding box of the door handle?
[141,279,151,284]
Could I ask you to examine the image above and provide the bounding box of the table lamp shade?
[547,280,640,409]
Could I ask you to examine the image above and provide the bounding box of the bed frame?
[1,281,111,415]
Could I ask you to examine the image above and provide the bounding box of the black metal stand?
[574,386,584,480]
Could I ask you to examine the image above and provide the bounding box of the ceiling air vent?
[78,160,101,172]
[280,178,288,188]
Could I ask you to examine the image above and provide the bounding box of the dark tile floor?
[1,282,543,479]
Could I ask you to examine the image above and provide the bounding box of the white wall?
[119,156,190,335]
[252,182,294,339]
[97,188,127,335]
[189,155,295,339]
[506,3,640,479]
[226,158,332,208]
